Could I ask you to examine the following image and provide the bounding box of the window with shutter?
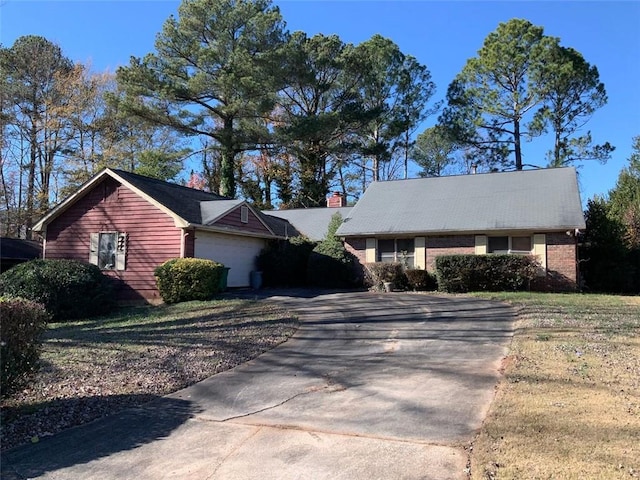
[89,232,127,271]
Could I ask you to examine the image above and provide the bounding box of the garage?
[194,231,266,287]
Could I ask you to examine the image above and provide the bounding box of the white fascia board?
[200,200,276,236]
[108,170,189,228]
[33,169,111,232]
[194,223,278,239]
[32,168,190,231]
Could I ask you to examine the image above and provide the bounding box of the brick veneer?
[344,237,366,265]
[533,232,578,291]
[344,232,580,291]
[424,235,475,270]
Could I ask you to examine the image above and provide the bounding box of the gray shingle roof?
[264,207,352,241]
[112,169,226,225]
[0,237,41,260]
[336,168,585,236]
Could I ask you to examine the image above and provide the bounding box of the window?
[240,205,249,224]
[377,238,415,268]
[98,232,117,269]
[90,232,127,270]
[488,236,532,255]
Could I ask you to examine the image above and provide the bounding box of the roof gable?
[112,169,226,225]
[337,168,585,236]
[33,169,273,236]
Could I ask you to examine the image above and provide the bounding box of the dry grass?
[467,292,640,480]
[1,298,297,451]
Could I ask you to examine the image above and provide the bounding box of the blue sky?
[2,0,639,205]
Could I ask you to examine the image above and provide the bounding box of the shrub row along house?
[33,167,585,302]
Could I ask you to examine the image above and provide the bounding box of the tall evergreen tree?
[275,32,364,207]
[352,35,437,182]
[411,125,459,177]
[439,19,553,171]
[530,44,613,167]
[116,0,288,197]
[608,136,640,248]
[439,18,610,172]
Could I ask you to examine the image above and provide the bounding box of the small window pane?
[378,239,395,253]
[511,236,532,252]
[98,233,117,270]
[379,253,396,263]
[397,239,415,254]
[488,236,508,253]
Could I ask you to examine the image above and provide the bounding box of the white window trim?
[377,238,415,268]
[488,235,533,255]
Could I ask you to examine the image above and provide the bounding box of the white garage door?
[194,231,266,287]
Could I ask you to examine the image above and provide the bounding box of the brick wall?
[344,237,366,265]
[424,235,475,270]
[534,232,578,291]
[344,232,579,291]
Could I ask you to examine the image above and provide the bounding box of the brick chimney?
[327,191,346,208]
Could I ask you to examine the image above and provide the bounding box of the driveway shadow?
[1,397,199,480]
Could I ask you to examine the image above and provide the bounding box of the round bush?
[0,259,115,321]
[154,258,224,304]
[0,297,49,397]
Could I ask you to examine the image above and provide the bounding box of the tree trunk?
[220,116,236,198]
[26,122,37,239]
[513,117,523,170]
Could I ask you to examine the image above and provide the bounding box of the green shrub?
[306,214,357,288]
[0,297,49,397]
[435,254,539,293]
[405,269,438,291]
[0,259,115,321]
[257,236,316,287]
[154,258,224,304]
[364,262,406,291]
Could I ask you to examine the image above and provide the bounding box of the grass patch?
[467,292,640,479]
[1,298,297,451]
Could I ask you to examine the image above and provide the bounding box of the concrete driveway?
[1,291,515,480]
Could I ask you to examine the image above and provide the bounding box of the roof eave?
[193,223,280,239]
[338,224,586,237]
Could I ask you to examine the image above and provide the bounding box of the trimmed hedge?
[0,259,115,321]
[435,254,539,293]
[405,269,438,291]
[257,236,315,287]
[0,297,49,397]
[154,258,224,304]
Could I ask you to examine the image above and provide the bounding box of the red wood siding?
[214,206,271,235]
[44,177,182,302]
